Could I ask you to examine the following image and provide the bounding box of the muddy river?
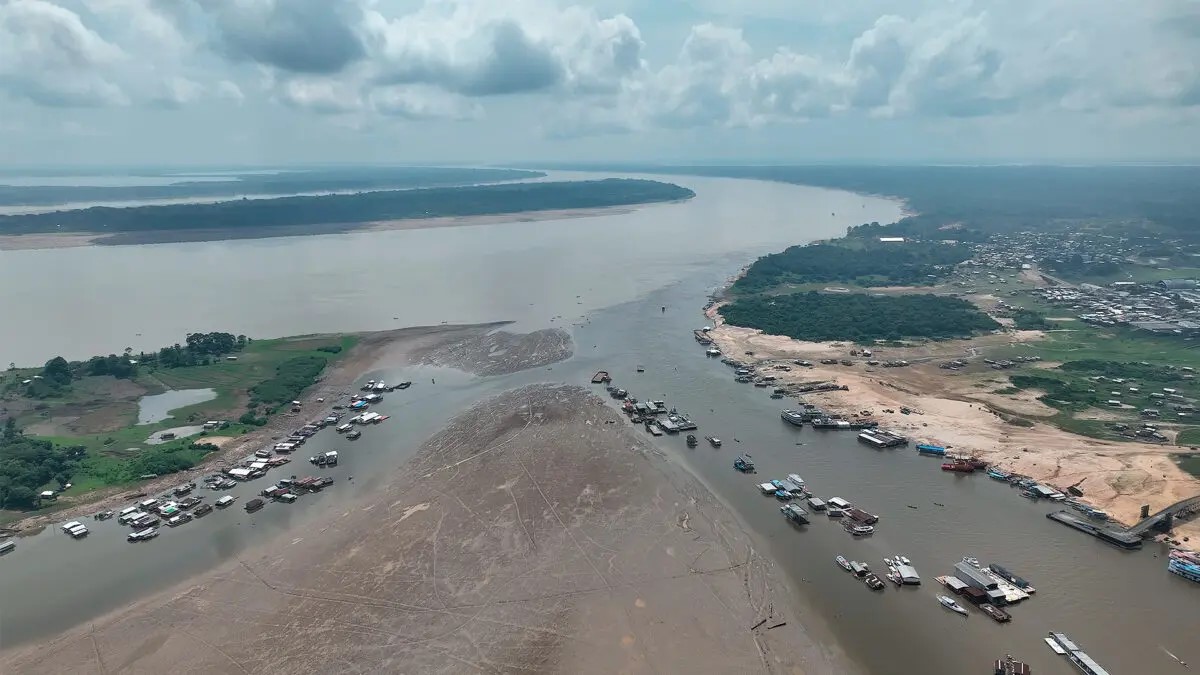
[0,172,1192,673]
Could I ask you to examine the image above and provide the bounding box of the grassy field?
[0,334,357,509]
[1059,265,1200,286]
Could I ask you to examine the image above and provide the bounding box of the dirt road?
[3,384,851,674]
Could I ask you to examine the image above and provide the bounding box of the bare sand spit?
[2,384,854,674]
[705,311,1200,541]
[0,206,642,251]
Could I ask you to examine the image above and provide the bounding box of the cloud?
[204,0,366,74]
[369,86,482,120]
[0,0,128,107]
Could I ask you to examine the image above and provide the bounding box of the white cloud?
[0,0,128,107]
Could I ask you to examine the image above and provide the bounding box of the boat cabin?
[849,561,869,577]
[828,497,852,509]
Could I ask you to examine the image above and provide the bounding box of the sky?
[0,0,1198,166]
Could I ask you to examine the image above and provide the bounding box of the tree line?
[0,419,86,509]
[721,291,1000,342]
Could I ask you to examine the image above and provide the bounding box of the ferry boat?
[780,410,806,427]
[938,595,968,616]
[835,555,852,571]
[706,436,722,447]
[1168,548,1200,583]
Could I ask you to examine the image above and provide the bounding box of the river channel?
[0,173,1192,673]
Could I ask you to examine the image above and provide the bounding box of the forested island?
[721,292,999,342]
[0,166,543,207]
[0,179,693,235]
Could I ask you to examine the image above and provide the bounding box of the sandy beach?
[0,205,646,251]
[2,379,854,674]
[705,310,1200,541]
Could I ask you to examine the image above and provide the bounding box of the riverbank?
[0,324,508,534]
[0,205,655,251]
[2,383,854,674]
[705,310,1200,540]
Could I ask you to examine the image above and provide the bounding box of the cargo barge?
[1046,511,1142,549]
[857,429,907,448]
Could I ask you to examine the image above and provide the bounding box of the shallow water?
[136,388,217,425]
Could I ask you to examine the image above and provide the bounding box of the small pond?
[137,388,216,425]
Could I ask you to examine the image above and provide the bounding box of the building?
[879,236,906,243]
[954,562,998,591]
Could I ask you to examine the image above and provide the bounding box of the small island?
[0,178,695,248]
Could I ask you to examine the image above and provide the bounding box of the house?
[39,490,56,501]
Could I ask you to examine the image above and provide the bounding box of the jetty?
[1047,632,1111,675]
[1046,510,1142,549]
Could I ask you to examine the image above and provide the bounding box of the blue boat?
[734,455,755,473]
[987,468,1010,480]
[916,444,945,456]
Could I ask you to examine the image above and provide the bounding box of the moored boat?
[733,455,755,472]
[780,409,806,427]
[686,434,698,447]
[938,595,968,616]
[835,555,852,571]
[993,655,1032,675]
[863,573,885,590]
[706,436,722,447]
[781,503,810,524]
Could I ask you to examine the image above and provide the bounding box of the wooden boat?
[863,573,885,590]
[686,434,698,447]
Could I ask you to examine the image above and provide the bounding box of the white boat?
[787,473,805,488]
[128,527,158,542]
[0,539,15,555]
[759,482,777,495]
[1044,637,1067,655]
[215,495,237,508]
[962,556,980,567]
[938,595,968,615]
[898,555,911,565]
[827,507,845,518]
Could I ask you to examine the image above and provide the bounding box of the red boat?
[942,462,975,473]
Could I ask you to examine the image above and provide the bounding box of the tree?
[42,356,72,386]
[5,485,37,509]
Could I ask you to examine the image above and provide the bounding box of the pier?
[1046,511,1142,549]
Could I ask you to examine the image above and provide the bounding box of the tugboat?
[686,434,698,448]
[733,455,756,473]
[706,436,722,447]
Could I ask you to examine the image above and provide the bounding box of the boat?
[686,434,698,447]
[705,348,721,357]
[897,555,911,565]
[780,410,806,427]
[781,503,810,524]
[759,482,778,495]
[849,524,874,536]
[591,371,611,383]
[769,393,784,399]
[786,473,805,488]
[826,507,845,518]
[127,527,158,542]
[916,443,946,455]
[0,539,15,555]
[987,468,1011,480]
[706,436,722,447]
[1168,548,1200,583]
[979,604,1012,623]
[193,503,213,517]
[938,595,968,616]
[836,556,852,571]
[988,563,1036,592]
[807,497,826,511]
[733,455,755,473]
[216,495,237,508]
[346,429,362,440]
[994,655,1032,675]
[245,498,265,512]
[94,510,114,520]
[962,556,981,567]
[1047,632,1111,675]
[942,461,975,473]
[863,573,885,590]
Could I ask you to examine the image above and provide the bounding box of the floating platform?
[1047,510,1142,549]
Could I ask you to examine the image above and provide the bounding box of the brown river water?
[0,172,1193,673]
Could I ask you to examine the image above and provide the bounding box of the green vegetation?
[0,179,694,235]
[1011,308,1055,331]
[733,240,971,293]
[0,333,356,511]
[722,292,1000,342]
[0,419,85,509]
[1176,431,1200,448]
[1008,374,1100,411]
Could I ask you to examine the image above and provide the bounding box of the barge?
[858,429,907,448]
[1046,511,1142,549]
[781,503,810,524]
[845,507,879,524]
[916,444,946,456]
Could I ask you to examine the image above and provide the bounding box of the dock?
[1047,632,1111,675]
[1047,510,1143,549]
